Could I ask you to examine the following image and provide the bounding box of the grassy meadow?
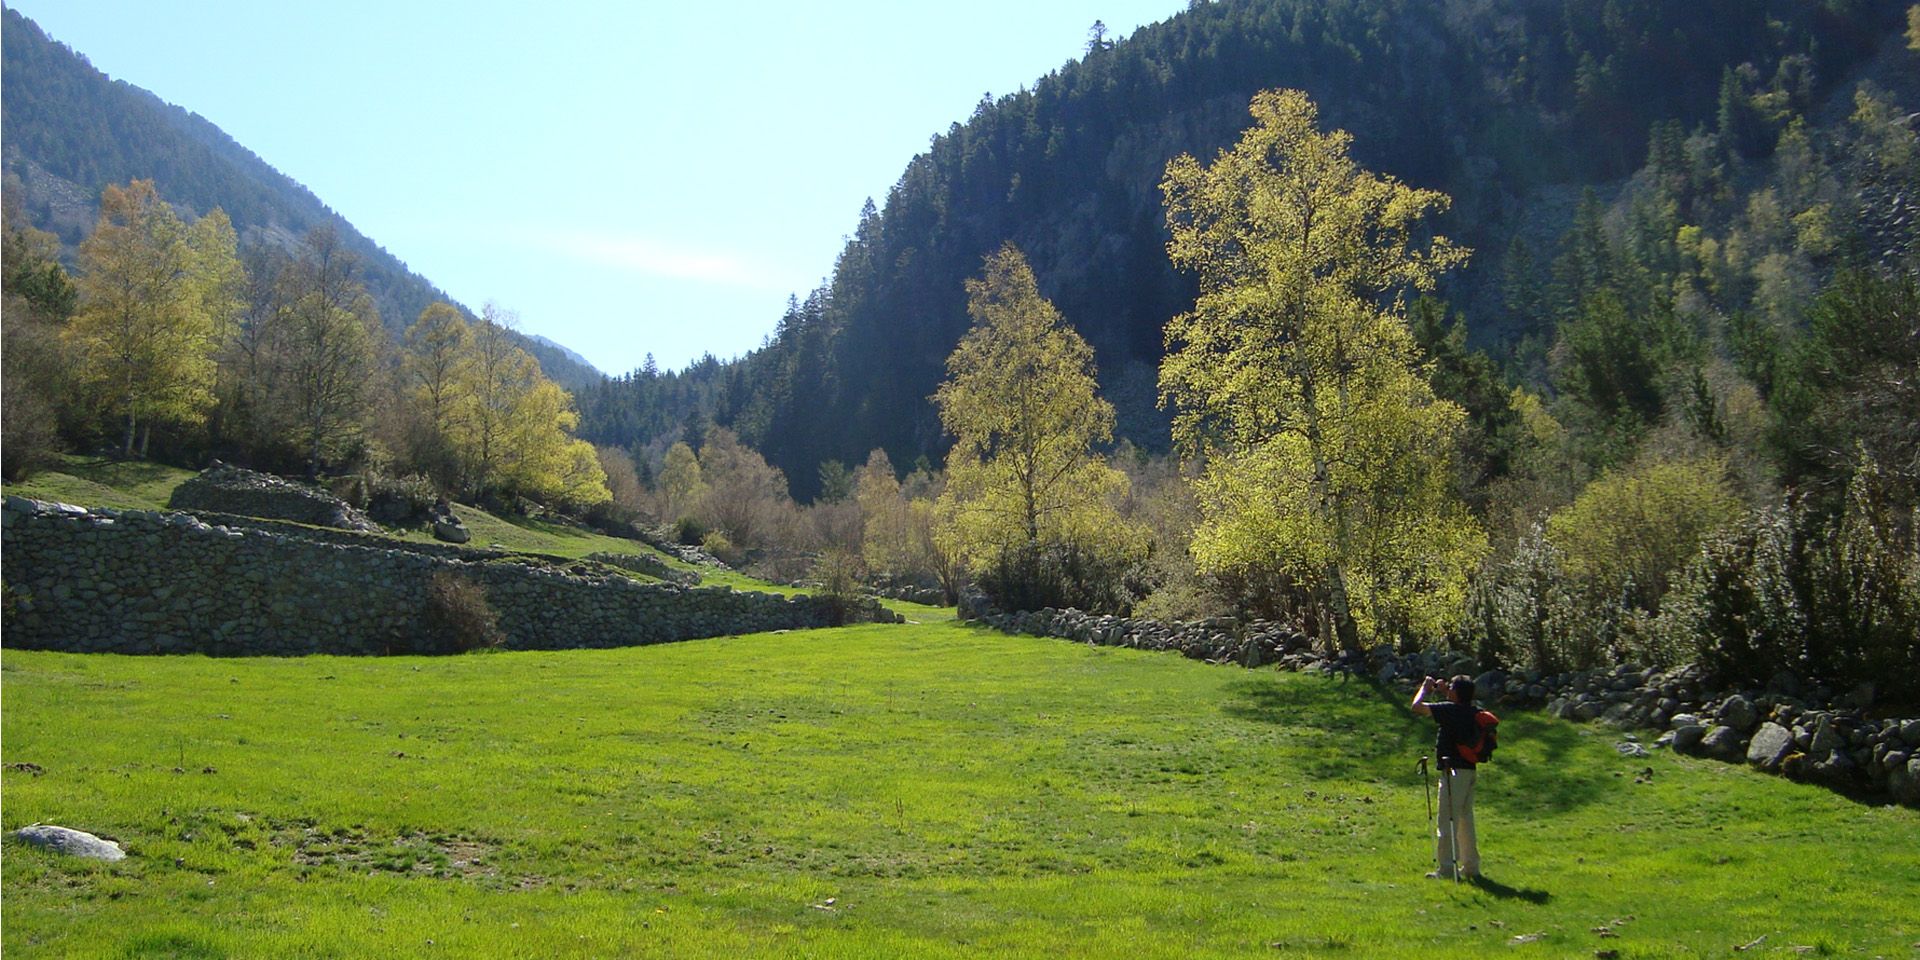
[5,621,1917,959]
[5,459,1917,956]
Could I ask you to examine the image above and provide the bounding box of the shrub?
[421,572,505,654]
[1468,522,1687,673]
[810,549,866,627]
[975,542,1135,616]
[1659,503,1806,685]
[673,516,708,547]
[1662,468,1920,700]
[701,530,741,565]
[1546,456,1743,611]
[367,473,440,526]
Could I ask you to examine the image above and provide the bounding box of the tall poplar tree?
[1160,90,1485,648]
[933,243,1136,574]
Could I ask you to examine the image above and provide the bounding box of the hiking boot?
[1425,870,1454,880]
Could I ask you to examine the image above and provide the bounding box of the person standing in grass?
[1412,674,1480,880]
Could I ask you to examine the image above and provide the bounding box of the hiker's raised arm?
[1411,676,1434,716]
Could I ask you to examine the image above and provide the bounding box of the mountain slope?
[577,0,1910,500]
[0,9,602,392]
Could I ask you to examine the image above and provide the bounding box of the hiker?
[1412,674,1481,880]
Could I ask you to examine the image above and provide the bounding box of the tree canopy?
[1160,89,1485,647]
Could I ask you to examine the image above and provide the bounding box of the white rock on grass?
[14,824,126,861]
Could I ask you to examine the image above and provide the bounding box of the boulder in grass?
[14,824,126,861]
[1747,722,1795,772]
[1672,724,1709,755]
[428,498,470,543]
[1699,725,1745,763]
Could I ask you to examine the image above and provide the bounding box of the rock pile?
[966,597,1920,808]
[168,463,377,532]
[2,496,900,657]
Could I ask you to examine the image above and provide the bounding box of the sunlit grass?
[4,626,1915,958]
[1,455,198,511]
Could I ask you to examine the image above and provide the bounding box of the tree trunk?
[1324,563,1361,651]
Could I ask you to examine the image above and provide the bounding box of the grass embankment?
[1,455,790,593]
[4,627,1916,958]
[1,457,197,512]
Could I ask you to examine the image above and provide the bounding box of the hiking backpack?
[1456,709,1500,764]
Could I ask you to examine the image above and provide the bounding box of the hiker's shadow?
[1220,673,1612,814]
[1471,875,1552,904]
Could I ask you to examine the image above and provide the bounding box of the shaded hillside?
[578,0,1908,500]
[0,9,601,392]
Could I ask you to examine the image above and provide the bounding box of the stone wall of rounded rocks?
[584,551,700,586]
[167,463,377,531]
[2,496,898,657]
[967,599,1920,808]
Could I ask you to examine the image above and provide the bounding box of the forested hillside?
[576,0,1914,501]
[0,9,601,391]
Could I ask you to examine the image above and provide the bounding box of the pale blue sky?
[10,0,1187,376]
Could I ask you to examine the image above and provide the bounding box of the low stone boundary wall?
[1,497,898,656]
[970,601,1920,808]
[168,463,376,531]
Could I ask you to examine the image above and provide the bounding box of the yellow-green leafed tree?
[405,302,473,437]
[1159,90,1484,648]
[67,180,238,457]
[403,301,474,484]
[933,243,1139,573]
[856,448,916,577]
[658,440,708,524]
[1547,456,1744,611]
[446,303,608,508]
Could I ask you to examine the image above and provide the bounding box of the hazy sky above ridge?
[10,0,1186,376]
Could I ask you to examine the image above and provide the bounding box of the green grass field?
[4,624,1916,959]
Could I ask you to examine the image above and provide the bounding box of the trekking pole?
[1446,766,1461,884]
[1417,756,1431,824]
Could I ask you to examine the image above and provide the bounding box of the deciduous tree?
[1159,90,1484,647]
[67,180,236,456]
[276,225,379,472]
[932,244,1137,575]
[658,440,708,524]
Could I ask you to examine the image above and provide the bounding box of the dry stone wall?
[168,463,376,531]
[2,497,897,656]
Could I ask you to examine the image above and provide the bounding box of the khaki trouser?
[1435,766,1479,877]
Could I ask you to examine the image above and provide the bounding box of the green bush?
[421,572,506,654]
[674,516,708,547]
[1470,522,1688,673]
[364,472,440,526]
[1662,470,1920,700]
[810,549,867,627]
[1546,456,1743,611]
[976,542,1135,616]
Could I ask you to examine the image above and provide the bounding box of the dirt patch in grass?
[270,821,497,881]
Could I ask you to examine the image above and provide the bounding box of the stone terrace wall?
[168,463,376,531]
[1,497,897,656]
